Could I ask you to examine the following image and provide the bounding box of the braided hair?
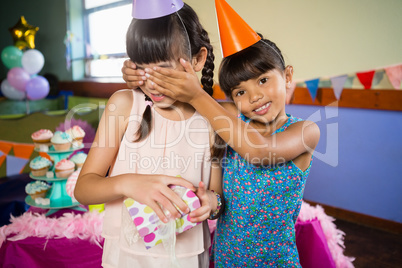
[126,3,215,142]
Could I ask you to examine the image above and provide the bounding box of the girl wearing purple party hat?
[75,1,223,267]
[122,0,321,267]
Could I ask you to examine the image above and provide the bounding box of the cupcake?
[70,152,87,170]
[25,181,51,200]
[30,156,53,177]
[66,126,85,147]
[55,159,75,178]
[31,129,53,151]
[51,131,71,151]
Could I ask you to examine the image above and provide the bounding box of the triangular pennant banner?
[286,82,297,104]
[330,75,348,100]
[356,70,376,89]
[384,64,402,89]
[0,154,5,168]
[13,143,35,159]
[305,78,320,102]
[344,75,354,88]
[0,141,13,155]
[6,155,29,176]
[372,70,385,87]
[39,152,52,161]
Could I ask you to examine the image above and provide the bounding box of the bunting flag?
[39,151,52,161]
[384,64,402,89]
[0,140,36,177]
[0,142,13,168]
[0,141,13,155]
[344,75,354,88]
[0,151,5,168]
[13,143,35,159]
[6,155,29,176]
[356,70,376,89]
[330,75,348,100]
[305,78,320,102]
[372,70,385,88]
[298,64,401,94]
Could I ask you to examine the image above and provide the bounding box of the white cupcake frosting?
[25,181,51,194]
[51,131,71,144]
[29,156,52,169]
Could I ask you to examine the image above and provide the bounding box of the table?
[0,173,343,268]
[0,208,104,268]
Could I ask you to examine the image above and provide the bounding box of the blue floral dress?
[214,114,312,267]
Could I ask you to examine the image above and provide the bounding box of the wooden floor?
[334,219,402,268]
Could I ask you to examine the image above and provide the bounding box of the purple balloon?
[26,76,50,100]
[7,67,30,92]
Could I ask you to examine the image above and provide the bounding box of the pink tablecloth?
[296,219,336,268]
[0,209,343,268]
[0,236,103,268]
[0,208,104,268]
[0,174,352,267]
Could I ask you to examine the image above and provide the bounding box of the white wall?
[187,0,402,85]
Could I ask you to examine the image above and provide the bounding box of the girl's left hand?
[144,58,205,105]
[122,59,147,88]
[189,181,215,223]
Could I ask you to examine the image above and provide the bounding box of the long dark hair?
[126,3,215,142]
[218,34,285,99]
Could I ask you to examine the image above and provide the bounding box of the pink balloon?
[26,76,50,100]
[7,67,30,92]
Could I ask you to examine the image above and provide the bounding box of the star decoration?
[9,16,39,50]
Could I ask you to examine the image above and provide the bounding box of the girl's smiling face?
[231,69,287,124]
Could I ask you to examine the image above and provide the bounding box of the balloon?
[1,46,23,69]
[8,16,39,50]
[1,79,25,100]
[25,76,49,100]
[7,67,30,92]
[21,49,45,74]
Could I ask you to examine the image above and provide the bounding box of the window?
[68,0,132,79]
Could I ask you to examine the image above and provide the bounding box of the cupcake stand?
[25,146,87,216]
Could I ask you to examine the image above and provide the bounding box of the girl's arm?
[143,60,320,166]
[74,90,196,223]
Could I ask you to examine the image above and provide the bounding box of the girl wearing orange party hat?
[122,0,320,266]
[75,1,224,267]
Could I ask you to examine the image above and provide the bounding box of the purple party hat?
[132,0,185,19]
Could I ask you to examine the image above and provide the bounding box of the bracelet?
[209,190,223,220]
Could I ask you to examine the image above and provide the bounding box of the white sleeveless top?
[102,89,212,268]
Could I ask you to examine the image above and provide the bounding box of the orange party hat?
[215,0,261,57]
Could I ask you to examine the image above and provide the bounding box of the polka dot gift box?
[124,185,201,249]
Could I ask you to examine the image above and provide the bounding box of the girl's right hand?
[121,59,147,88]
[121,174,196,223]
[143,58,204,105]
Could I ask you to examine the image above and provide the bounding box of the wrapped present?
[124,185,201,249]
